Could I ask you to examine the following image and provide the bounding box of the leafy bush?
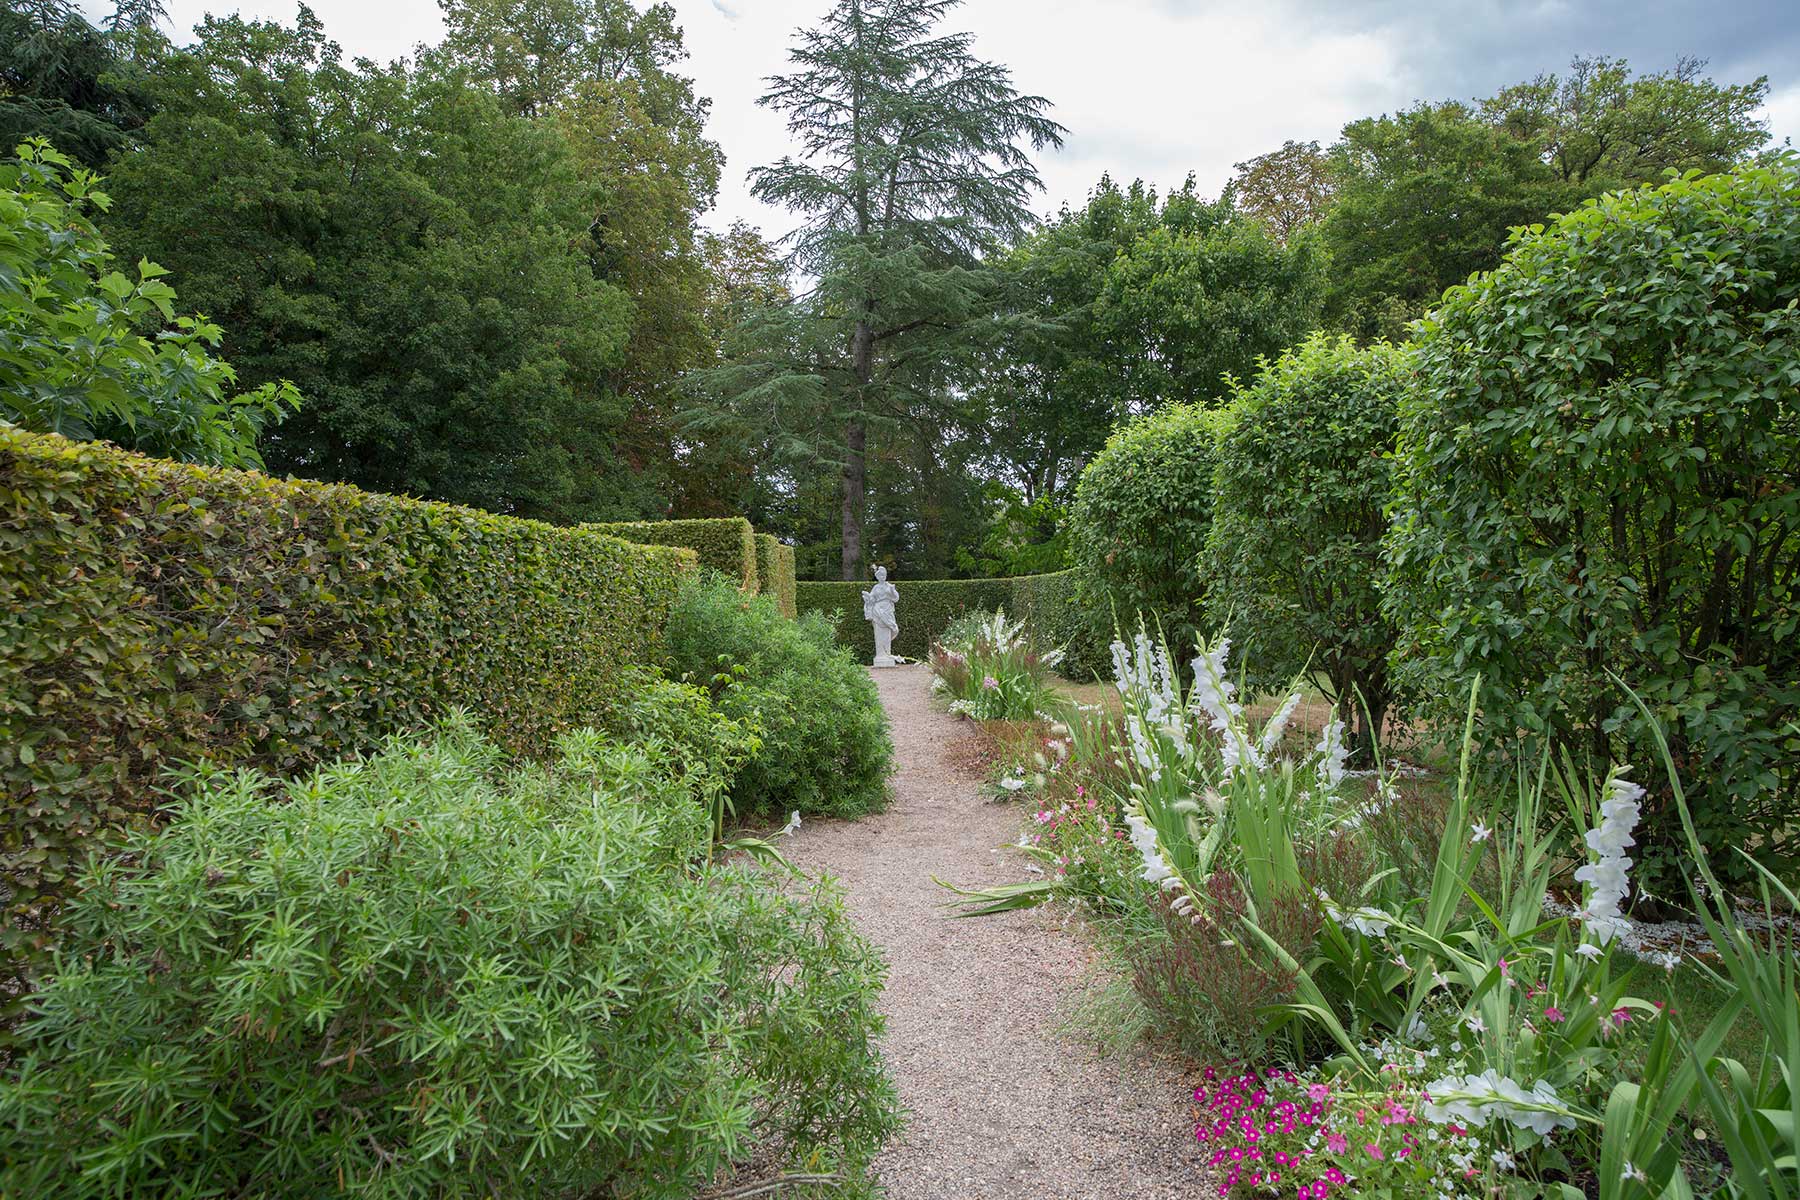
[928,609,1063,721]
[595,517,760,591]
[1202,334,1407,756]
[1067,402,1229,660]
[0,718,899,1198]
[0,140,298,466]
[664,575,892,818]
[795,570,1098,669]
[1385,159,1800,891]
[605,668,764,837]
[0,427,691,1030]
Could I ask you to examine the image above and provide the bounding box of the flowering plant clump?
[929,608,1063,721]
[1194,1065,1491,1199]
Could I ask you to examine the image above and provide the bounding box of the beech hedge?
[755,533,798,618]
[797,570,1103,675]
[594,517,759,592]
[0,428,692,1030]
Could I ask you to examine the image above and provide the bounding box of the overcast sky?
[87,0,1800,243]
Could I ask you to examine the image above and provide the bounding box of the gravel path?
[780,664,1212,1199]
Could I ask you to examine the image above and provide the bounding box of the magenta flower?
[1544,1005,1566,1023]
[1326,1132,1348,1154]
[1365,1143,1384,1160]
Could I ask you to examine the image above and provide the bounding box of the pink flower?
[982,675,999,690]
[1365,1143,1384,1160]
[1544,1005,1565,1023]
[1308,1083,1331,1102]
[1326,1133,1348,1154]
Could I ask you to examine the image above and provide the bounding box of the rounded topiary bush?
[0,718,899,1198]
[662,575,893,818]
[1068,402,1230,657]
[1384,159,1800,891]
[1202,334,1407,755]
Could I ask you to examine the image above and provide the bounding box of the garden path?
[779,664,1211,1199]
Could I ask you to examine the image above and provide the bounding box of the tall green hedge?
[755,533,798,618]
[0,428,693,1029]
[796,570,1102,674]
[594,517,758,592]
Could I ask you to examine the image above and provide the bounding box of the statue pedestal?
[872,654,897,669]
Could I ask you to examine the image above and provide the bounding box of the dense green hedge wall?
[797,570,1102,673]
[755,533,798,618]
[593,517,758,591]
[0,428,692,1030]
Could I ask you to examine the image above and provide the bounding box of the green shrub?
[605,668,764,837]
[0,718,899,1198]
[664,576,893,818]
[1067,402,1230,661]
[795,570,1100,672]
[1202,334,1408,755]
[0,428,691,1030]
[1385,160,1800,891]
[0,141,299,467]
[755,532,798,617]
[595,517,759,591]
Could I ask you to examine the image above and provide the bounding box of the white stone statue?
[861,566,900,667]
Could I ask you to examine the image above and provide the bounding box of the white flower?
[1470,821,1492,843]
[1345,905,1392,938]
[779,810,802,837]
[1492,1149,1516,1171]
[998,775,1028,792]
[1314,716,1348,790]
[1125,810,1176,887]
[1258,691,1303,754]
[1464,1013,1487,1035]
[1574,941,1603,959]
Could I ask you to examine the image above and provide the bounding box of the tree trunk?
[841,316,874,580]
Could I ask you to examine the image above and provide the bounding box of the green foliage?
[1321,101,1582,342]
[99,10,649,521]
[663,575,892,819]
[755,532,798,618]
[0,2,156,168]
[1095,192,1325,407]
[1479,55,1771,190]
[595,516,760,591]
[0,140,298,466]
[1067,402,1230,661]
[1385,159,1800,892]
[0,718,899,1197]
[604,668,763,839]
[1202,334,1408,753]
[701,0,1065,579]
[1008,568,1105,680]
[0,427,692,1033]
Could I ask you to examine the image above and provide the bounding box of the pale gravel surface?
[779,664,1214,1200]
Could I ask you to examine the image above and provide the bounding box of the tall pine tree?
[734,0,1062,579]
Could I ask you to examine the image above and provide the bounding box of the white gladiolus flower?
[1125,810,1176,886]
[1258,691,1303,754]
[1574,769,1643,946]
[1189,636,1240,733]
[1314,716,1349,790]
[1421,1070,1576,1136]
[779,811,802,837]
[1470,821,1492,843]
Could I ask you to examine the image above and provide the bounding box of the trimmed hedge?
[594,517,759,592]
[755,533,798,618]
[0,428,692,1028]
[797,570,1104,676]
